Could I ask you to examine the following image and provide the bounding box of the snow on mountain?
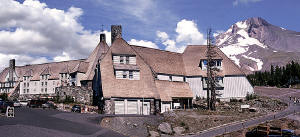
[216,17,300,74]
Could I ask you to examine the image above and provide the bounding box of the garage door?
[127,100,138,114]
[115,100,125,114]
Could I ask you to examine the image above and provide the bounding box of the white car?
[13,101,21,107]
[19,100,28,107]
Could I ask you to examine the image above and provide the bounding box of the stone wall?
[104,99,114,114]
[56,86,93,105]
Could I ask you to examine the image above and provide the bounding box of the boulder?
[149,131,160,137]
[158,122,173,134]
[173,126,185,135]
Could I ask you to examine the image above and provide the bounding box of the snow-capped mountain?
[216,17,300,74]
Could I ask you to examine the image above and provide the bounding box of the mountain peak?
[246,17,270,26]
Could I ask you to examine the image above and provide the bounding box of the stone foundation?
[56,86,93,105]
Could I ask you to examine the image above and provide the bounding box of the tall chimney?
[111,25,122,44]
[9,59,15,81]
[100,33,106,43]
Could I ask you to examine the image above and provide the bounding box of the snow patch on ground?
[273,50,278,52]
[229,56,240,67]
[216,35,229,45]
[236,21,247,29]
[220,45,248,56]
[242,55,263,70]
[237,30,268,48]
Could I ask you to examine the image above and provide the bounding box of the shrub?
[63,95,74,104]
[0,93,8,101]
[246,93,257,101]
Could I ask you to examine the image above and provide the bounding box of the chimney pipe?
[100,33,106,43]
[9,59,15,81]
[111,25,122,44]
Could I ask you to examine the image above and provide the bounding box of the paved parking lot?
[0,108,126,137]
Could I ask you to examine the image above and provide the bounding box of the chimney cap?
[100,33,106,43]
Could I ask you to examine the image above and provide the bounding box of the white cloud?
[0,0,104,70]
[233,0,262,6]
[175,19,206,45]
[0,53,50,71]
[53,52,71,62]
[128,39,158,49]
[156,19,206,53]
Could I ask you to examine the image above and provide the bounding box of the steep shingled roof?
[83,41,109,81]
[131,45,186,75]
[182,45,245,76]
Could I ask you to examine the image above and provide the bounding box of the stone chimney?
[100,33,106,43]
[9,59,15,81]
[111,25,122,44]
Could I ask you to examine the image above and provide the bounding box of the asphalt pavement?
[0,108,127,137]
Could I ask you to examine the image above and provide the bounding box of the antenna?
[101,24,104,32]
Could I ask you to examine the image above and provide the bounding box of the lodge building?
[0,25,254,115]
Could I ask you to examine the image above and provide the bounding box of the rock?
[173,127,185,135]
[149,131,160,137]
[158,122,173,134]
[161,134,172,137]
[133,124,137,127]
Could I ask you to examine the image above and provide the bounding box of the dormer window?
[200,59,222,70]
[122,71,127,78]
[120,56,124,64]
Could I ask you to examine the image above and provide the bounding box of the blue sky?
[0,0,299,70]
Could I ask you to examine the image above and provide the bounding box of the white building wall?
[221,76,254,99]
[186,77,205,99]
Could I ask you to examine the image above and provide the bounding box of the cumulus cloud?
[0,0,104,71]
[128,39,158,49]
[0,53,50,70]
[156,19,206,53]
[233,0,262,6]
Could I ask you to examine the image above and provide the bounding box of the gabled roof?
[183,45,244,76]
[0,59,86,82]
[131,45,186,75]
[83,41,109,80]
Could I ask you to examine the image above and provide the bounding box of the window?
[45,88,47,93]
[126,56,130,64]
[24,83,26,87]
[41,82,43,86]
[45,82,47,86]
[53,81,55,85]
[122,71,127,78]
[120,56,124,64]
[35,82,37,86]
[129,71,133,79]
[27,89,29,93]
[216,60,221,67]
[41,88,44,92]
[23,89,26,93]
[27,83,29,87]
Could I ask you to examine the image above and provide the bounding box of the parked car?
[19,100,28,107]
[28,100,47,108]
[71,105,81,113]
[13,101,21,107]
[0,101,13,113]
[42,102,56,109]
